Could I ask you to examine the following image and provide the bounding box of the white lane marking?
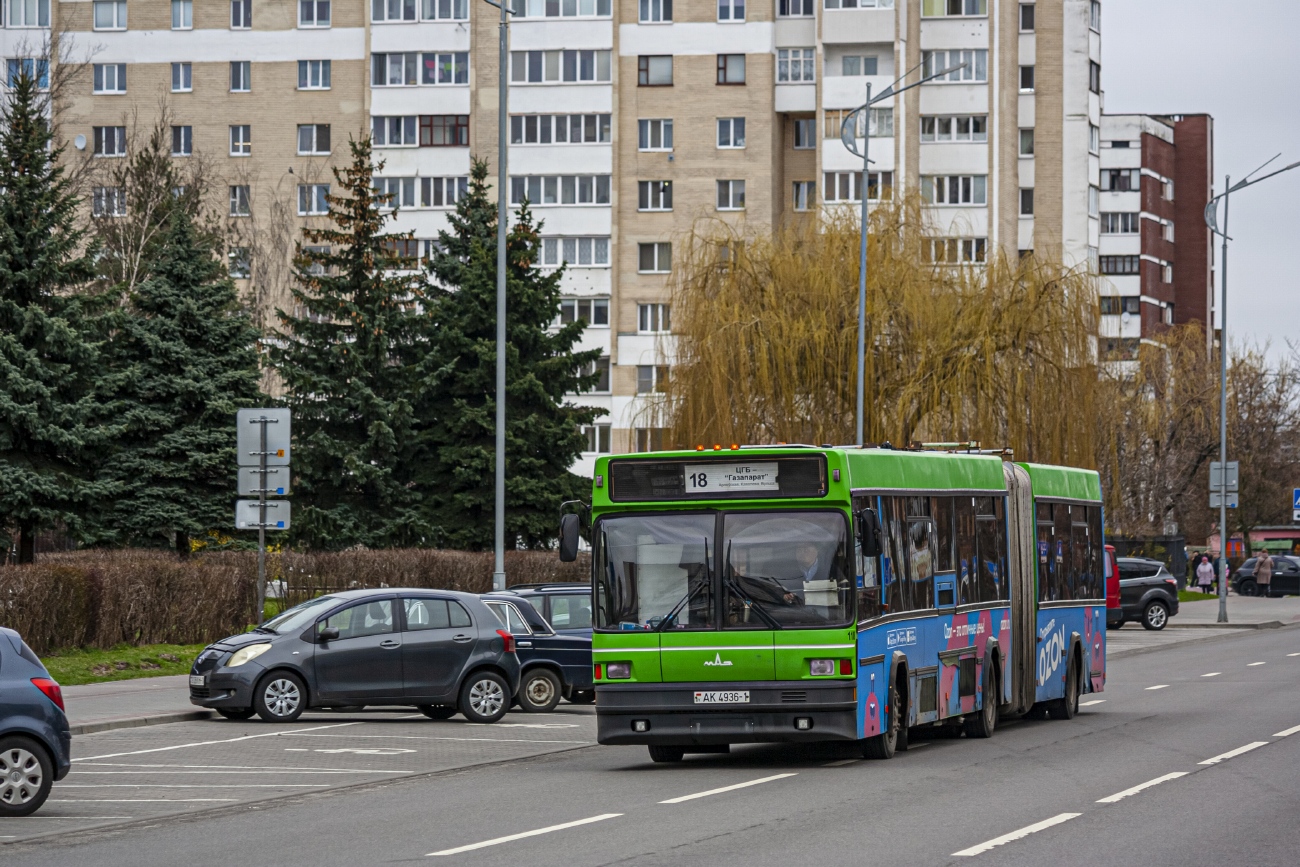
[465,724,580,729]
[312,748,415,755]
[1145,685,1169,691]
[1080,700,1106,706]
[73,723,358,762]
[1288,653,1300,657]
[1273,725,1300,738]
[59,784,329,789]
[1202,672,1221,677]
[77,762,401,773]
[72,770,397,775]
[427,813,622,856]
[51,799,239,803]
[285,748,308,752]
[659,773,798,804]
[287,734,587,745]
[952,813,1082,857]
[1096,772,1187,803]
[1199,742,1268,765]
[1248,662,1266,667]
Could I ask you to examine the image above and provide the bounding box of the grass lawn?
[1179,589,1218,602]
[41,644,207,686]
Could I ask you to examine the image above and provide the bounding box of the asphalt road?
[4,627,1299,866]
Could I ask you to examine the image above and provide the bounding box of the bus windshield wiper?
[723,542,782,629]
[655,537,712,632]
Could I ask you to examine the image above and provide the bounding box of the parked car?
[1113,557,1181,630]
[505,583,594,634]
[190,589,520,724]
[0,627,71,817]
[482,592,593,712]
[1104,544,1122,629]
[1232,555,1300,597]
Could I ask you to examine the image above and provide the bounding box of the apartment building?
[4,0,1101,472]
[1096,112,1214,362]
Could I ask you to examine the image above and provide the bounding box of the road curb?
[68,710,212,736]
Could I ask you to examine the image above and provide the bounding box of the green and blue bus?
[559,445,1106,762]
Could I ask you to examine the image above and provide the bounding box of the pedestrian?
[1255,548,1273,597]
[1196,555,1215,595]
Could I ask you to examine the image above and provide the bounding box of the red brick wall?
[1168,115,1215,330]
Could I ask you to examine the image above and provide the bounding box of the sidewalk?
[1171,594,1300,628]
[63,674,209,735]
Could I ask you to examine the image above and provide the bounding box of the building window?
[372,116,418,146]
[1164,179,1175,201]
[373,177,416,210]
[422,176,469,207]
[1101,169,1139,192]
[920,114,986,142]
[292,184,328,216]
[300,0,331,26]
[1089,61,1101,94]
[93,63,126,94]
[1018,2,1033,30]
[1019,65,1034,92]
[424,0,470,19]
[638,244,671,274]
[541,238,611,268]
[94,0,127,29]
[6,58,48,89]
[229,124,251,156]
[513,0,610,17]
[840,55,878,76]
[557,298,610,327]
[794,118,815,148]
[170,125,192,156]
[792,181,814,211]
[419,115,469,147]
[1100,212,1138,234]
[637,118,673,151]
[638,180,672,211]
[1018,128,1034,155]
[638,303,671,332]
[826,108,892,138]
[1163,222,1175,243]
[778,48,815,83]
[172,0,192,29]
[928,238,986,265]
[171,62,192,92]
[510,175,612,205]
[636,365,669,394]
[514,114,612,144]
[231,0,251,28]
[297,124,331,155]
[299,60,332,89]
[422,52,470,84]
[1089,185,1099,217]
[581,361,611,396]
[228,248,251,279]
[1090,0,1100,31]
[779,0,813,15]
[717,54,746,85]
[1019,188,1034,216]
[93,126,126,157]
[1099,255,1140,276]
[718,0,744,21]
[639,0,671,22]
[373,0,416,21]
[717,117,746,149]
[921,0,986,15]
[1163,264,1173,283]
[229,185,251,217]
[823,171,891,203]
[824,0,894,6]
[580,424,612,454]
[1099,338,1140,362]
[373,53,419,86]
[921,175,988,205]
[9,0,50,26]
[922,49,988,82]
[716,180,746,211]
[92,186,126,217]
[230,61,251,92]
[513,50,612,83]
[635,427,667,452]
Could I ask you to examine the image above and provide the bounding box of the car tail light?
[31,677,64,711]
[605,662,631,679]
[496,629,516,654]
[839,659,853,676]
[810,659,834,676]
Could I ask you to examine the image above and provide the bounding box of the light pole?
[840,61,966,446]
[1203,155,1300,623]
[484,0,513,591]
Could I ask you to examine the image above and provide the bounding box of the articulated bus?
[560,445,1106,762]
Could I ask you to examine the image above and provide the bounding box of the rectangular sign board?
[236,408,291,467]
[1209,461,1239,492]
[1293,489,1300,510]
[237,466,291,497]
[683,462,781,494]
[1210,492,1238,510]
[235,499,291,530]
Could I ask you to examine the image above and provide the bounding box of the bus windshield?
[594,511,852,631]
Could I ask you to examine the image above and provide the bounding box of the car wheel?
[1142,600,1169,631]
[417,705,458,720]
[0,736,53,818]
[216,708,256,721]
[518,669,562,713]
[458,672,510,724]
[1048,654,1080,721]
[648,745,685,763]
[1239,580,1257,597]
[254,672,306,723]
[1107,621,1124,630]
[568,689,596,705]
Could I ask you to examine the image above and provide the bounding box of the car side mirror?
[559,513,580,562]
[857,508,882,559]
[318,626,340,642]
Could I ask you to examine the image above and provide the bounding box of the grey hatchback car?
[190,589,521,724]
[1,627,71,817]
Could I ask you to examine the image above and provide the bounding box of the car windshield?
[261,595,340,633]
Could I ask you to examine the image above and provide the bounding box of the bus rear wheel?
[1048,653,1081,720]
[963,661,998,739]
[861,681,902,760]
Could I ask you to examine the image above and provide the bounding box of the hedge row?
[0,548,590,654]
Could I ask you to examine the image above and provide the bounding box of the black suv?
[482,593,593,712]
[1232,555,1300,597]
[1114,557,1181,630]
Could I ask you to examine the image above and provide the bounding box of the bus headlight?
[809,659,835,676]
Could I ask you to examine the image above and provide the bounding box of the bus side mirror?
[559,513,580,562]
[857,508,882,559]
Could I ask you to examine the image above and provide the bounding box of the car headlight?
[227,643,273,668]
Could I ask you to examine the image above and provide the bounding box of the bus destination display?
[684,462,779,493]
[608,455,826,501]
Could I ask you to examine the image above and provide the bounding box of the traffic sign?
[1293,488,1300,510]
[238,466,291,497]
[236,499,291,530]
[1210,461,1239,492]
[1210,492,1238,509]
[236,408,290,467]
[1293,508,1300,524]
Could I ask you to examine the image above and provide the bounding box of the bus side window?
[931,496,954,574]
[955,497,977,606]
[882,497,910,614]
[1054,503,1074,600]
[854,497,882,621]
[1037,505,1055,602]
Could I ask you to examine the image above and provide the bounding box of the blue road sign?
[1293,489,1300,510]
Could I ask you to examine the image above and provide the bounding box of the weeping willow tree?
[655,197,1100,467]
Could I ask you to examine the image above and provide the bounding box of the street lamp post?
[839,61,966,446]
[1203,155,1300,623]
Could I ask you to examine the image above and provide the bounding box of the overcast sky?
[1103,0,1300,358]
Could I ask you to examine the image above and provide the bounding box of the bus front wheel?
[861,682,903,760]
[648,745,685,763]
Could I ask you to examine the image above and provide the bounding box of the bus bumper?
[595,681,858,745]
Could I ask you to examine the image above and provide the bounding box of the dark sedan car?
[482,593,593,712]
[1113,557,1180,630]
[1,627,71,817]
[190,589,520,724]
[1232,555,1300,597]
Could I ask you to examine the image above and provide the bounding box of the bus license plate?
[694,691,749,704]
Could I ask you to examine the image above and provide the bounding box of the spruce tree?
[0,69,104,562]
[270,137,433,549]
[421,158,600,550]
[91,208,266,554]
